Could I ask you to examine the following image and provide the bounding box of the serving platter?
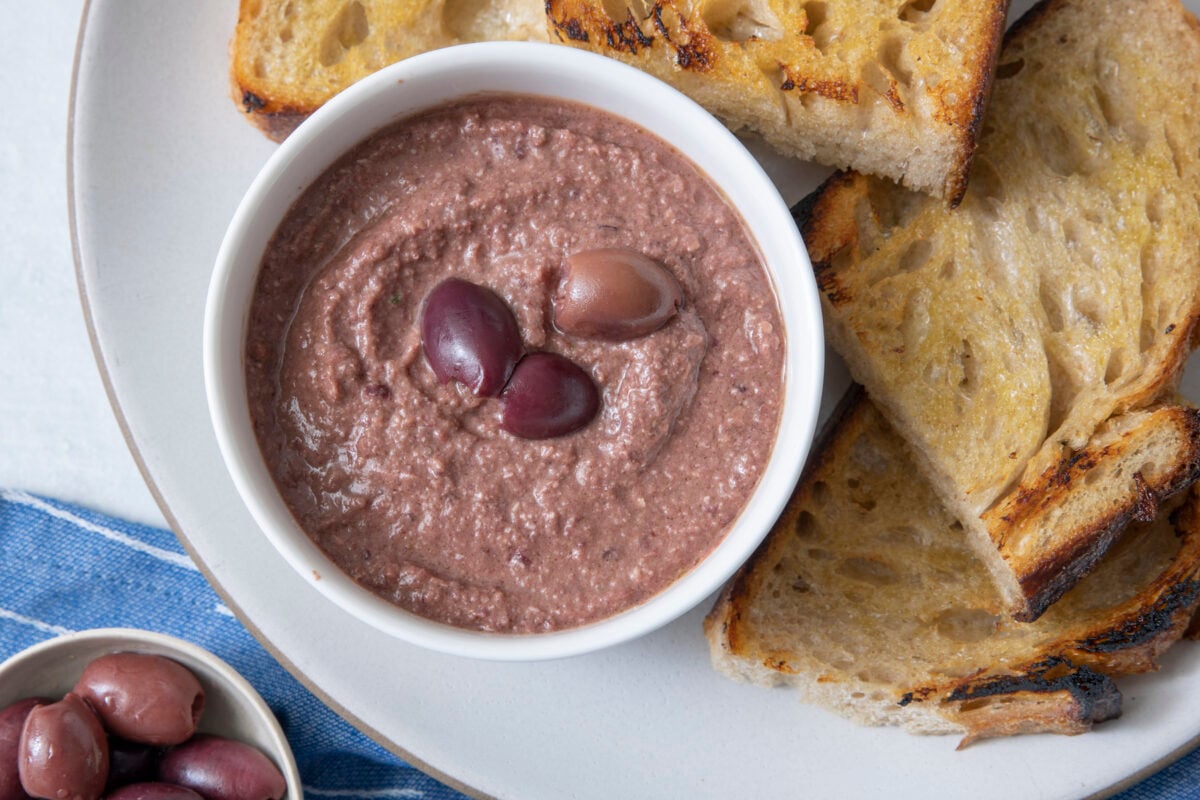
[69,1,1200,798]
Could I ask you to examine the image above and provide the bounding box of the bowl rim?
[204,40,824,661]
[0,627,302,795]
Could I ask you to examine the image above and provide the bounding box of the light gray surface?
[0,0,160,525]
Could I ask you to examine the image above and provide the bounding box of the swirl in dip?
[245,95,784,633]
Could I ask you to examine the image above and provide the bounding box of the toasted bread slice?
[545,0,1007,201]
[798,0,1200,619]
[705,390,1200,746]
[231,0,549,140]
[230,0,1006,199]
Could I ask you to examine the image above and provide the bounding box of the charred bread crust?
[994,406,1200,621]
[792,173,857,262]
[791,172,864,309]
[902,657,1123,753]
[228,5,310,143]
[939,657,1119,716]
[232,86,309,142]
[1090,496,1200,653]
[228,26,313,142]
[936,0,1007,206]
[545,0,1005,199]
[923,496,1200,745]
[235,88,309,142]
[996,492,1200,669]
[1077,576,1200,657]
[1015,521,1145,624]
[547,0,717,71]
[939,658,1122,747]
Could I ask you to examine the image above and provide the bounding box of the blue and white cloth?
[0,489,470,800]
[3,488,1200,800]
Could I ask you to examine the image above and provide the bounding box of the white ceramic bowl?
[205,42,823,660]
[0,628,302,796]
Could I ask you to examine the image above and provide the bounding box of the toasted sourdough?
[230,0,549,140]
[545,0,1008,201]
[230,0,1006,200]
[798,0,1200,620]
[705,390,1200,745]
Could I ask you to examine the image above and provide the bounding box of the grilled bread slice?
[231,0,549,140]
[545,0,1008,201]
[230,0,1006,200]
[799,0,1200,620]
[705,390,1200,746]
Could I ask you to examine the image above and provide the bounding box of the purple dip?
[245,95,784,633]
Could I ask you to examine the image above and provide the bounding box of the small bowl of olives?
[0,628,301,800]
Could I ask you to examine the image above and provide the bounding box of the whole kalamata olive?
[158,735,285,800]
[105,783,204,800]
[19,693,109,800]
[499,353,600,439]
[553,248,682,340]
[420,278,524,397]
[1,698,48,800]
[105,739,161,791]
[74,653,204,747]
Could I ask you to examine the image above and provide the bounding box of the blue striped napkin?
[2,489,1199,800]
[0,489,470,800]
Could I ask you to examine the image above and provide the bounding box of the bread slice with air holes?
[229,0,1006,201]
[544,0,1008,202]
[797,0,1200,621]
[705,388,1200,746]
[230,0,550,141]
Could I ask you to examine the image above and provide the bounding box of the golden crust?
[991,407,1200,619]
[229,82,308,143]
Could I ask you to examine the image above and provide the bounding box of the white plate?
[69,1,1200,798]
